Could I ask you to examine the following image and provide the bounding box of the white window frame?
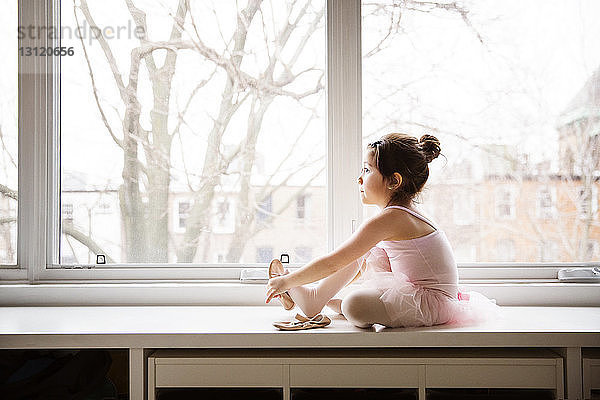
[2,0,599,305]
[1,0,361,283]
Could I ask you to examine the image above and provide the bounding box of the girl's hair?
[367,133,441,206]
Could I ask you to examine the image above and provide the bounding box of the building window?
[177,201,190,231]
[586,241,598,261]
[536,187,556,219]
[256,247,273,264]
[62,203,74,223]
[297,195,307,219]
[256,195,273,224]
[495,187,516,219]
[577,186,598,220]
[95,202,113,215]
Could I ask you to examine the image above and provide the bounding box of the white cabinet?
[148,349,564,400]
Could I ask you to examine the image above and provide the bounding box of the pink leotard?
[359,206,497,327]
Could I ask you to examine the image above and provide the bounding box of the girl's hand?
[265,275,290,304]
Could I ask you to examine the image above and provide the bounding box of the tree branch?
[74,5,124,151]
[62,223,116,264]
[78,0,128,103]
[0,184,17,201]
[0,125,17,170]
[124,0,158,75]
[0,217,16,225]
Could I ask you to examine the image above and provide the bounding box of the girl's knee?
[341,289,389,328]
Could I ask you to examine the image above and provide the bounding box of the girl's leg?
[326,298,343,314]
[341,288,393,328]
[325,266,364,314]
[287,259,363,318]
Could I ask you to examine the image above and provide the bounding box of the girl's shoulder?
[380,206,437,241]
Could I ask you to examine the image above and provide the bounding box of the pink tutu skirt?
[359,247,501,328]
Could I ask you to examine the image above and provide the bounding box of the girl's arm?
[346,264,364,286]
[280,211,395,289]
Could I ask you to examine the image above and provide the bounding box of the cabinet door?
[290,364,420,388]
[155,364,284,387]
[426,364,558,388]
[156,388,283,400]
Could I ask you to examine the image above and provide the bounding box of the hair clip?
[368,140,382,147]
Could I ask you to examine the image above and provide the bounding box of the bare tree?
[74,0,326,263]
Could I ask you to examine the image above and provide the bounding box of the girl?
[265,133,498,329]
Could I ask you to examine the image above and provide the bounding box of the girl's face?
[357,151,389,208]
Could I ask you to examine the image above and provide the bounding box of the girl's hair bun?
[419,134,441,163]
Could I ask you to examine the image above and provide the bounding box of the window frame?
[2,0,599,290]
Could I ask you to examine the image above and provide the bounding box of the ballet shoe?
[268,258,295,311]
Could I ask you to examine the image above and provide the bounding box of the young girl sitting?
[265,133,499,329]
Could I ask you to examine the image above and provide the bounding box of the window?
[536,186,556,219]
[587,241,599,260]
[577,186,598,220]
[58,0,327,265]
[0,0,17,266]
[495,187,516,220]
[256,247,273,264]
[362,0,600,262]
[96,202,113,215]
[177,201,190,231]
[62,203,74,224]
[297,195,309,220]
[256,194,273,225]
[7,1,600,286]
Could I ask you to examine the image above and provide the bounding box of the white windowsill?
[0,281,598,307]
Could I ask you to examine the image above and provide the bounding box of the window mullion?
[47,0,61,268]
[16,0,48,282]
[327,0,362,252]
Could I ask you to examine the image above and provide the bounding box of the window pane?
[60,0,326,264]
[0,1,18,266]
[362,0,600,262]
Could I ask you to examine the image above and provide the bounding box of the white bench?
[1,305,599,400]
